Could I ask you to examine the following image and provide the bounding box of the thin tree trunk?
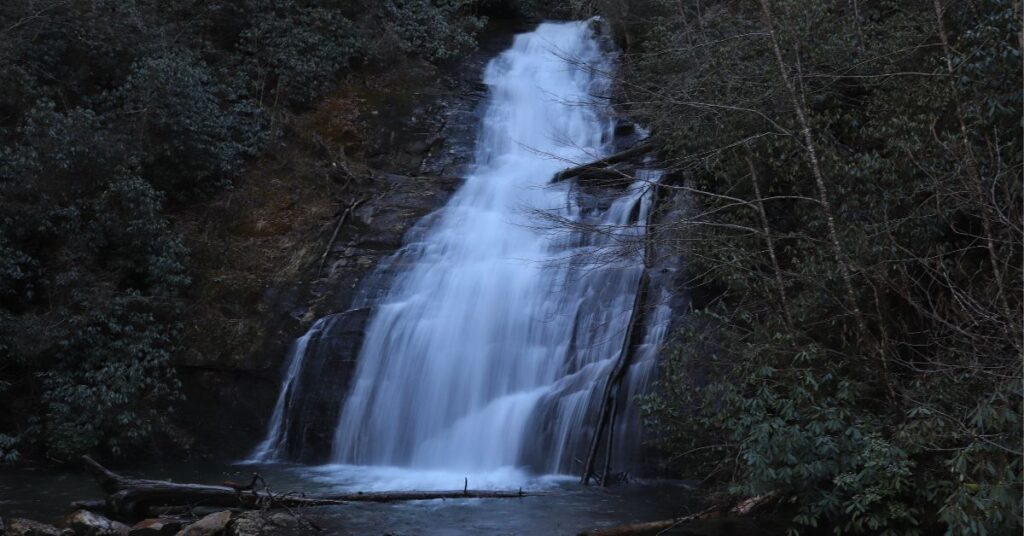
[759,0,894,398]
[581,271,649,485]
[932,0,1014,325]
[746,154,793,328]
[600,394,619,486]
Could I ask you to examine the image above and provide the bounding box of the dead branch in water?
[577,492,781,535]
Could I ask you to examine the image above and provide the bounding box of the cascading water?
[252,20,674,480]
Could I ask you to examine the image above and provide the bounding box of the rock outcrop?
[169,24,517,460]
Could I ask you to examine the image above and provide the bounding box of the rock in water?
[129,519,184,536]
[226,512,298,536]
[6,518,63,536]
[174,512,231,536]
[64,510,130,536]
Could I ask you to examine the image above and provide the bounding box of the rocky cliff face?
[169,23,522,460]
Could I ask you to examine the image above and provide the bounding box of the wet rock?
[129,519,184,536]
[6,518,63,536]
[64,511,129,536]
[169,20,515,462]
[174,512,230,536]
[225,512,298,536]
[403,139,430,155]
[272,307,371,462]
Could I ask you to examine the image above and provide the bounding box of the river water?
[0,462,701,534]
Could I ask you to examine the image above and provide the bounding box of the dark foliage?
[594,0,1022,534]
[0,0,484,461]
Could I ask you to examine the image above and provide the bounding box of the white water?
[249,318,326,462]
[252,20,672,482]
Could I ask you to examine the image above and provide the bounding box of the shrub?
[112,48,264,198]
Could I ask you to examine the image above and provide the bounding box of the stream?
[0,463,700,534]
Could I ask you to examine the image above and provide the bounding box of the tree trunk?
[580,271,650,485]
[932,0,1014,326]
[758,0,894,398]
[746,153,793,328]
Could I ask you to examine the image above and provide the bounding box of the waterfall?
[252,20,673,478]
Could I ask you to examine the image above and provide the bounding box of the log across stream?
[80,456,535,518]
[0,460,703,534]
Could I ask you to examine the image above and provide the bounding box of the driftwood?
[80,456,533,518]
[578,512,713,536]
[81,456,345,516]
[553,143,653,183]
[577,492,781,536]
[326,489,528,502]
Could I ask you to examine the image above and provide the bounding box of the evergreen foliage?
[599,1,1022,534]
[0,0,484,461]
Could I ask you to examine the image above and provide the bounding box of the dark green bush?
[240,0,365,106]
[112,49,265,198]
[42,297,182,459]
[377,0,486,62]
[0,0,484,461]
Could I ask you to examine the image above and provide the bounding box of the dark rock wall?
[171,24,517,460]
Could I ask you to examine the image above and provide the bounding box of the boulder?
[174,512,230,536]
[6,518,63,536]
[128,519,184,536]
[225,512,297,536]
[222,514,259,536]
[64,510,129,536]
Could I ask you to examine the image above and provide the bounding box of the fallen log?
[577,492,781,536]
[326,489,528,502]
[81,456,346,516]
[580,271,650,486]
[80,456,533,518]
[577,512,711,536]
[553,143,653,183]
